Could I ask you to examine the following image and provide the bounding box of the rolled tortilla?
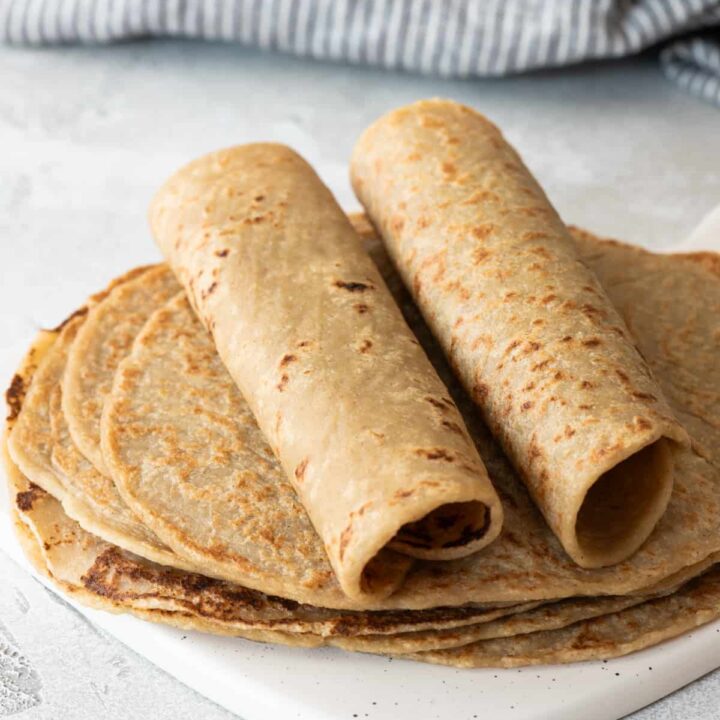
[351,99,688,569]
[149,143,503,601]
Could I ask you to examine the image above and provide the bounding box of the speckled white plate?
[1,208,719,720]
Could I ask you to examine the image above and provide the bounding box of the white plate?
[2,207,719,720]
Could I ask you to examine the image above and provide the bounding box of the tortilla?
[410,565,720,668]
[8,453,720,666]
[7,216,720,615]
[351,99,689,568]
[62,264,180,475]
[4,333,535,638]
[102,222,720,609]
[147,143,503,600]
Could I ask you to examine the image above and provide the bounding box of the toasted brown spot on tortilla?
[632,391,657,401]
[521,401,533,412]
[473,247,491,264]
[334,280,374,293]
[472,382,489,401]
[472,224,495,241]
[394,488,415,500]
[441,420,464,436]
[339,524,353,561]
[441,161,457,177]
[280,353,297,367]
[294,458,309,482]
[358,339,373,354]
[16,483,43,512]
[415,448,455,462]
[277,373,289,391]
[531,359,550,371]
[5,373,25,422]
[582,337,602,347]
[214,248,229,257]
[354,303,369,314]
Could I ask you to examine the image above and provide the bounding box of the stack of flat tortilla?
[5,100,720,669]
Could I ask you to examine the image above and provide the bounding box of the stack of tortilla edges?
[4,102,720,669]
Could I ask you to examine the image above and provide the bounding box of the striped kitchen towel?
[1,0,719,107]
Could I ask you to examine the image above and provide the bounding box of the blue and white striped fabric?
[2,0,719,107]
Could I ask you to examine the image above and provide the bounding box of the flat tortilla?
[7,453,720,666]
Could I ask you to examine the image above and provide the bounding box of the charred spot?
[297,340,311,348]
[525,341,541,353]
[580,380,595,389]
[541,293,557,305]
[280,353,297,368]
[521,401,533,412]
[581,304,606,320]
[443,512,492,548]
[579,404,592,410]
[441,420,464,436]
[565,426,576,438]
[6,373,25,422]
[358,339,373,354]
[532,318,545,326]
[214,248,229,257]
[354,303,369,314]
[294,458,309,482]
[504,339,521,356]
[339,524,353,561]
[425,396,450,412]
[554,371,565,381]
[561,335,573,343]
[253,194,265,202]
[616,369,630,383]
[531,359,550,371]
[415,448,455,462]
[277,373,289,392]
[394,488,415,500]
[16,483,43,512]
[334,280,374,292]
[632,391,657,401]
[582,338,602,347]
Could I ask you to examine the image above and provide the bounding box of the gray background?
[0,40,719,719]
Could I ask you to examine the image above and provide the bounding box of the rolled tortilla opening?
[391,500,491,560]
[571,439,674,568]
